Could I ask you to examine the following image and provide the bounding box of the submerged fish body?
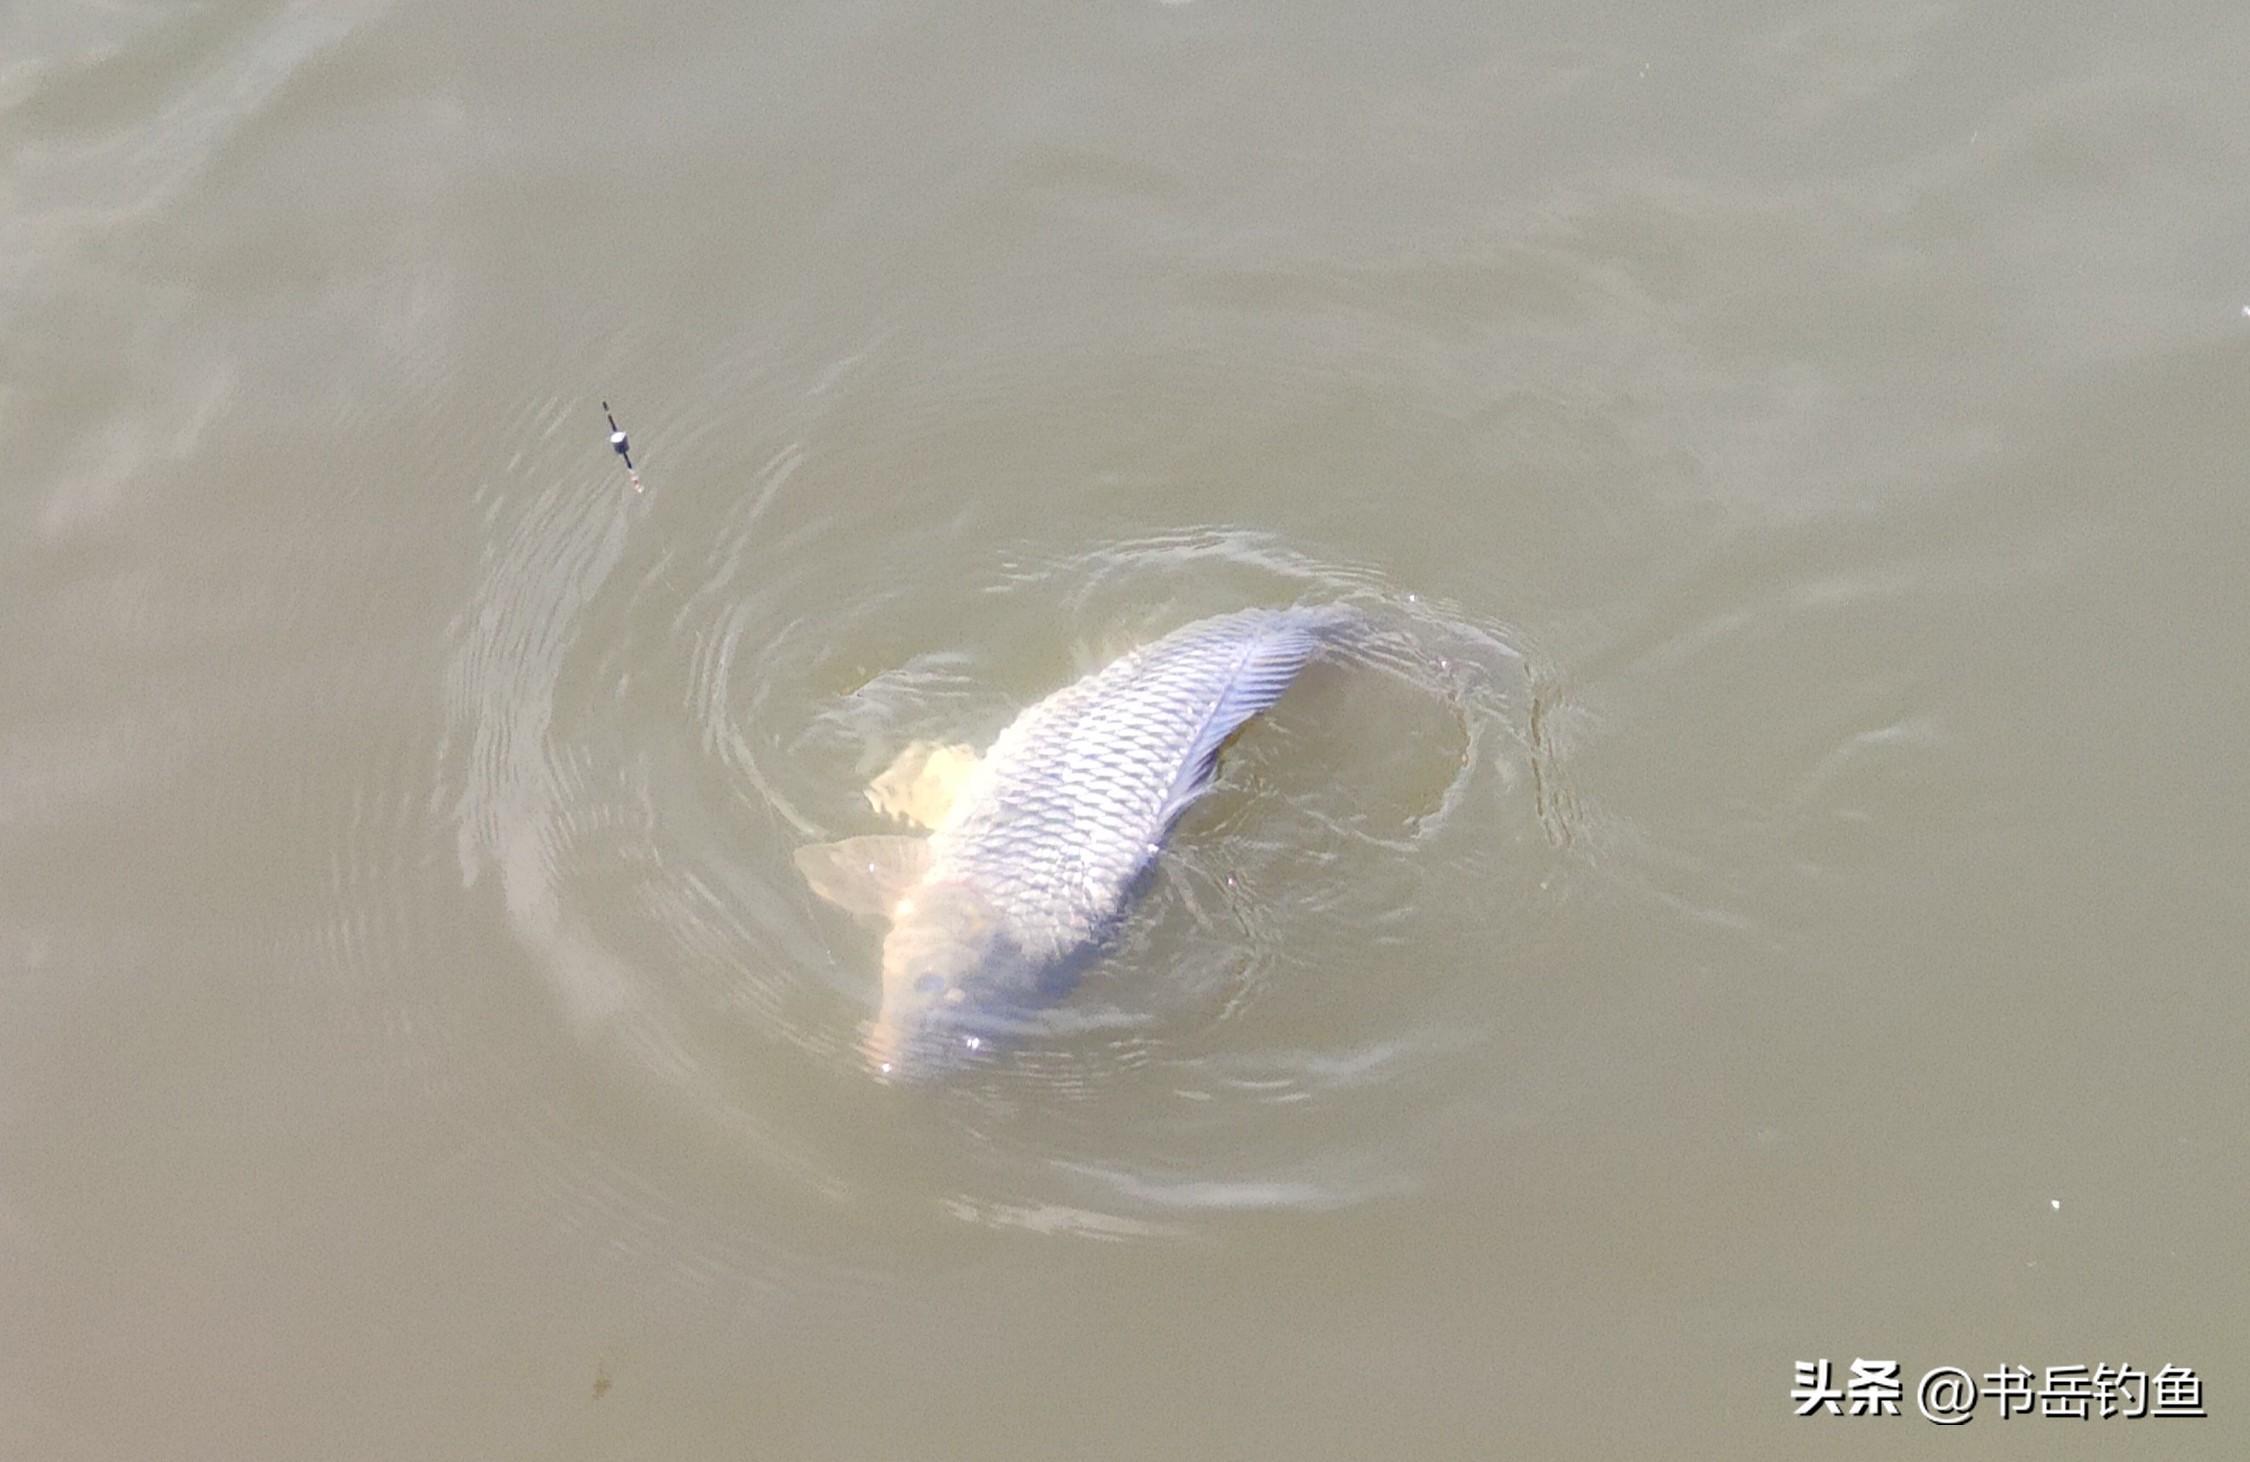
[796,605,1356,1076]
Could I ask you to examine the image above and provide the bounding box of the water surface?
[5,1,2248,1457]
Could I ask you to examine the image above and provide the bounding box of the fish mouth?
[859,1017,909,1080]
[858,1011,999,1082]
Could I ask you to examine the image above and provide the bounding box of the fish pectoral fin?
[864,741,981,829]
[794,835,932,919]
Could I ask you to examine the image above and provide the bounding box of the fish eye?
[914,974,944,996]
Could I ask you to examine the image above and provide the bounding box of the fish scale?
[794,604,1359,1074]
[926,607,1350,963]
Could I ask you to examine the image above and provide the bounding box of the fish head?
[864,880,1034,1079]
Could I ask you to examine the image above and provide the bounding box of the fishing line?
[595,398,859,986]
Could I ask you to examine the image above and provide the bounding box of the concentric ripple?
[445,438,1581,1249]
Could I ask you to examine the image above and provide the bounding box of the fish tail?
[1155,605,1360,826]
[1276,601,1369,645]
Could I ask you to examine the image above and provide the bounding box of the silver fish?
[796,605,1357,1077]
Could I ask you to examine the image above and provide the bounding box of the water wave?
[441,461,1579,1253]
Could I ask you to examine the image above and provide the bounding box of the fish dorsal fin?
[1158,612,1341,827]
[864,741,981,830]
[794,835,932,920]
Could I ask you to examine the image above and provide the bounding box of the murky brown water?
[7,2,2249,1457]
